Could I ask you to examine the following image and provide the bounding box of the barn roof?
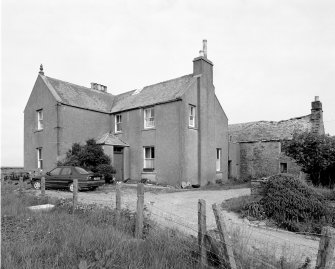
[228,115,313,142]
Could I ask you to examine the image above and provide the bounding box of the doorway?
[113,147,124,181]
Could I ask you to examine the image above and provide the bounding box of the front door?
[113,147,124,181]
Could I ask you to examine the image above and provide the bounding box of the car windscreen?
[75,167,90,174]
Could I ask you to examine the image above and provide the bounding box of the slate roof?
[96,133,129,147]
[43,76,115,113]
[228,115,312,142]
[110,74,195,113]
[41,73,196,114]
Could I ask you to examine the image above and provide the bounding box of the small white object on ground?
[28,204,55,212]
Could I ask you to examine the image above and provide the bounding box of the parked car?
[31,166,104,192]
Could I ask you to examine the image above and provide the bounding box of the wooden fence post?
[41,177,46,197]
[19,176,23,192]
[135,183,144,239]
[315,226,335,269]
[212,203,237,269]
[198,199,208,267]
[73,179,78,212]
[116,182,121,221]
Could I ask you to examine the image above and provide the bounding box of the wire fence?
[3,179,335,269]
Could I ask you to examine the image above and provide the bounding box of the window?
[143,147,155,170]
[61,167,72,175]
[115,114,122,133]
[75,167,90,174]
[37,110,43,130]
[49,167,62,176]
[280,163,288,173]
[114,147,123,153]
[216,148,221,171]
[144,108,155,129]
[37,148,43,169]
[189,105,195,127]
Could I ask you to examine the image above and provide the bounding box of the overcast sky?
[1,0,335,167]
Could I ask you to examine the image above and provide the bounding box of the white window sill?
[34,129,44,133]
[188,126,198,130]
[143,128,156,131]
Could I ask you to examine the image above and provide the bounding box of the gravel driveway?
[35,185,320,266]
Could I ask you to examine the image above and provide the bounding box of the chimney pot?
[315,96,319,101]
[203,39,207,58]
[199,50,204,57]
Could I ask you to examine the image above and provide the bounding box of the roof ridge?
[229,114,311,127]
[142,73,193,89]
[45,75,114,96]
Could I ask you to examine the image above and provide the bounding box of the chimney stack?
[91,82,107,93]
[311,96,324,135]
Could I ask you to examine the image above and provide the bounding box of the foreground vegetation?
[2,182,312,269]
[222,174,335,234]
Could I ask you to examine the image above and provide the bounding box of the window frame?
[216,148,222,172]
[115,114,122,133]
[37,109,43,130]
[144,107,155,129]
[143,146,155,171]
[49,167,62,176]
[280,162,288,173]
[189,105,196,127]
[37,148,43,169]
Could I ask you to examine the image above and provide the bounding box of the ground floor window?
[280,162,287,173]
[143,147,155,171]
[216,148,221,171]
[37,148,43,169]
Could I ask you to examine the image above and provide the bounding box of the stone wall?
[239,141,302,180]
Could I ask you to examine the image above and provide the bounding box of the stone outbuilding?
[228,97,325,180]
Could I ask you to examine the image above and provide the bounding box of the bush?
[262,174,334,233]
[96,164,116,184]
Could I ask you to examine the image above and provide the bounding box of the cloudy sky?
[1,0,335,166]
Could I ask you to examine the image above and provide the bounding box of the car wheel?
[32,180,41,190]
[91,187,98,191]
[68,183,74,192]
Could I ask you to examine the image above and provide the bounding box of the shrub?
[262,174,334,233]
[96,164,116,184]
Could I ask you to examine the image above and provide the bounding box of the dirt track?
[32,185,320,266]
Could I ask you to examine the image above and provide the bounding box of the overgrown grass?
[1,181,311,269]
[1,182,201,269]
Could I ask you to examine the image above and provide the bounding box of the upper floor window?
[189,105,196,127]
[144,107,155,129]
[216,148,221,171]
[37,110,43,130]
[37,148,43,169]
[115,114,122,133]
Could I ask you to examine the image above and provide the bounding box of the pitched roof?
[110,74,196,113]
[41,74,196,114]
[228,115,312,142]
[43,76,115,113]
[96,133,129,147]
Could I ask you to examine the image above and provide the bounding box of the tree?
[59,139,111,172]
[282,132,335,187]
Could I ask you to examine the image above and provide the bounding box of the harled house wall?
[24,76,58,172]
